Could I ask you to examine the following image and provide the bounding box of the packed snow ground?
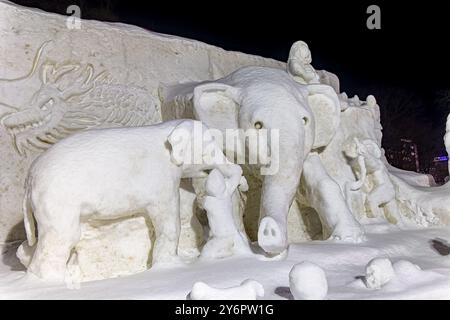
[1,225,449,300]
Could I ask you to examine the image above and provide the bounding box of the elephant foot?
[330,219,365,243]
[258,216,287,254]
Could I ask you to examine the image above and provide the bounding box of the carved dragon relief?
[0,41,161,156]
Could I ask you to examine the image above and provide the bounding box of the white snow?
[189,279,264,300]
[1,226,449,299]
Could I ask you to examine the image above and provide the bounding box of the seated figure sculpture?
[287,40,321,85]
[19,119,244,281]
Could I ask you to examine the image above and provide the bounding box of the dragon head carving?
[2,63,99,155]
[0,41,159,156]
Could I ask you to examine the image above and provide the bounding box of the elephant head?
[167,119,243,187]
[186,66,341,253]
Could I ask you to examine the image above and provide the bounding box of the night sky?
[10,0,450,170]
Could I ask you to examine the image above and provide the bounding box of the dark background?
[10,0,450,173]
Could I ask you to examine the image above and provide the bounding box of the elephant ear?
[193,83,241,132]
[167,120,194,166]
[307,84,341,149]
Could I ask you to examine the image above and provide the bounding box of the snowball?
[289,261,328,300]
[364,257,394,289]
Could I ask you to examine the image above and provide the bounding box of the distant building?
[385,139,420,173]
[429,156,449,184]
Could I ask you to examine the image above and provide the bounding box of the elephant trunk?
[258,127,305,252]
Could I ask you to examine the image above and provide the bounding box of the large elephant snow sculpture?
[160,66,363,254]
[20,119,243,280]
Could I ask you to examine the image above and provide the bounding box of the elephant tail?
[23,178,36,247]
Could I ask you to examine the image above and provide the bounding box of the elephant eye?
[254,121,263,129]
[302,117,309,125]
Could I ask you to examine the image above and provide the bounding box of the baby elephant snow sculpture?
[189,279,264,300]
[20,119,243,280]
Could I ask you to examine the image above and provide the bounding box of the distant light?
[434,156,449,162]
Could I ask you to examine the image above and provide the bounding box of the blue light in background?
[435,156,449,162]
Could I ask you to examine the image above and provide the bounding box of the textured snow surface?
[1,226,449,299]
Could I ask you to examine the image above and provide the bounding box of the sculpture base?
[1,225,449,299]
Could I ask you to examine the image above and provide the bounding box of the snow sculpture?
[0,0,283,245]
[287,41,321,85]
[1,0,449,287]
[189,279,264,300]
[201,169,251,259]
[19,119,243,280]
[344,137,402,224]
[289,261,328,300]
[161,66,363,255]
[364,258,395,289]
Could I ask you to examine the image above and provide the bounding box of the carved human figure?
[19,119,243,281]
[287,41,321,85]
[344,138,402,224]
[201,169,251,259]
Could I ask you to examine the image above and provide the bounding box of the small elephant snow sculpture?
[344,137,402,224]
[364,257,394,289]
[20,119,243,280]
[161,65,363,255]
[287,40,321,85]
[201,169,251,259]
[289,261,328,300]
[189,279,264,300]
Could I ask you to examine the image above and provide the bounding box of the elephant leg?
[302,153,364,242]
[147,194,181,266]
[28,208,81,281]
